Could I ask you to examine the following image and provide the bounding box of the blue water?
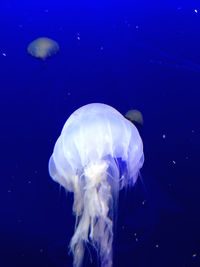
[1,0,200,266]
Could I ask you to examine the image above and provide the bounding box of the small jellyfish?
[125,109,143,127]
[49,103,144,267]
[27,37,59,60]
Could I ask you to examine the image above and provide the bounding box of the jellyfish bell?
[27,37,59,60]
[49,103,144,267]
[125,109,143,127]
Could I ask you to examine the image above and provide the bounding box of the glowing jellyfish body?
[49,103,144,267]
[27,37,59,60]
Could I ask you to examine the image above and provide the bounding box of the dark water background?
[1,0,200,266]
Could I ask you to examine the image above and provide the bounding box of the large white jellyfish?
[48,103,144,267]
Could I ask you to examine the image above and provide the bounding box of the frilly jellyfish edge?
[49,103,144,267]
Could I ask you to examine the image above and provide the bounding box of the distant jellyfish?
[49,103,144,267]
[125,109,143,127]
[27,37,59,60]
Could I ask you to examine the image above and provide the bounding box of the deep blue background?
[1,0,200,266]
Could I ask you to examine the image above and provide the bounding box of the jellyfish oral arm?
[70,160,113,267]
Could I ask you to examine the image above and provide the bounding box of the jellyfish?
[48,103,144,267]
[125,109,143,127]
[27,37,59,60]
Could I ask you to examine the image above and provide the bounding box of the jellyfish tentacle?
[70,160,115,267]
